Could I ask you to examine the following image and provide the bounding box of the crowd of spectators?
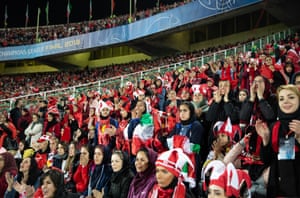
[0,32,298,197]
[0,34,279,100]
[0,0,190,47]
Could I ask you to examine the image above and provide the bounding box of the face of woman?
[57,144,65,156]
[47,114,54,122]
[295,76,300,91]
[68,144,75,157]
[94,148,104,165]
[32,115,39,122]
[193,93,203,102]
[135,151,149,173]
[100,108,110,117]
[120,108,128,119]
[20,157,31,173]
[180,90,190,100]
[278,89,300,114]
[208,185,227,198]
[238,91,248,102]
[218,81,230,96]
[111,153,123,172]
[136,101,146,113]
[42,176,56,198]
[168,91,176,100]
[18,142,25,151]
[80,147,89,163]
[179,104,190,121]
[217,134,230,146]
[155,166,175,188]
[253,76,265,91]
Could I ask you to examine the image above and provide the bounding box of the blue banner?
[0,0,262,61]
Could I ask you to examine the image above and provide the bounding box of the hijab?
[128,148,158,198]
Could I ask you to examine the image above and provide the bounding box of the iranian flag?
[4,5,8,27]
[45,1,49,25]
[25,4,29,27]
[89,0,92,20]
[66,0,72,23]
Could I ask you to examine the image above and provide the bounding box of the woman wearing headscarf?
[0,151,18,197]
[158,101,205,194]
[148,148,196,198]
[255,84,300,197]
[127,147,157,198]
[103,150,134,198]
[85,144,112,198]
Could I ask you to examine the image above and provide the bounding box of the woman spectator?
[0,112,18,151]
[163,89,180,135]
[240,75,277,126]
[115,99,131,152]
[159,101,205,191]
[53,142,69,171]
[5,156,41,198]
[255,84,300,197]
[64,142,80,193]
[16,108,32,141]
[148,148,196,198]
[238,75,277,197]
[39,168,80,198]
[24,113,43,148]
[206,78,240,147]
[127,147,157,198]
[292,71,300,90]
[73,144,92,195]
[123,100,154,157]
[203,160,252,198]
[94,100,118,151]
[14,140,28,169]
[43,112,61,139]
[86,145,112,198]
[153,77,167,111]
[0,151,18,197]
[103,150,134,198]
[190,89,209,122]
[283,61,295,84]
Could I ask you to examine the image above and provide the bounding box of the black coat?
[104,167,135,198]
[260,107,300,197]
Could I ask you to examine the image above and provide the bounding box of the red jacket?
[73,162,90,193]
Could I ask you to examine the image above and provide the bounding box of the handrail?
[0,29,292,111]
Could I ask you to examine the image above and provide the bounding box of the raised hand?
[255,119,270,145]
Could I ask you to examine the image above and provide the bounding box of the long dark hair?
[40,169,65,196]
[17,157,40,186]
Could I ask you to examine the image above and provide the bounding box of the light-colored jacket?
[24,121,43,147]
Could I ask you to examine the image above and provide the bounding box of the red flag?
[111,0,115,16]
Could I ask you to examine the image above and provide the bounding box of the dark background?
[0,0,178,28]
